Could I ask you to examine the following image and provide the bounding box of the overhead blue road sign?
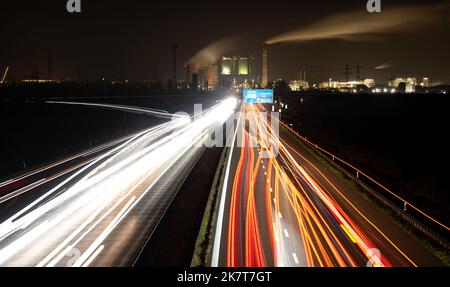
[243,89,273,104]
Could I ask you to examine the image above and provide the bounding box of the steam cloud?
[266,3,448,44]
[188,36,239,68]
[375,63,391,70]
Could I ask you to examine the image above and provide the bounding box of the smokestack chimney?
[262,44,268,87]
[185,63,191,84]
[192,73,198,91]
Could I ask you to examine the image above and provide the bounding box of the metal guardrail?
[280,120,450,249]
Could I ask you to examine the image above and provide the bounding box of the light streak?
[0,99,237,266]
[224,103,419,267]
[0,67,8,84]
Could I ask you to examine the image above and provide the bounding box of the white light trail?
[0,67,9,84]
[0,99,237,266]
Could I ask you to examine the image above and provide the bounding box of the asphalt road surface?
[0,99,237,266]
[213,103,443,267]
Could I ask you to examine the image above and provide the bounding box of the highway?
[0,131,145,206]
[0,101,174,208]
[212,103,444,267]
[0,99,237,266]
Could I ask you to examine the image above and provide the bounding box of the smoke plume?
[375,63,391,70]
[266,4,448,44]
[188,35,239,68]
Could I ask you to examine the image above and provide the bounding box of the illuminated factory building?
[420,77,430,87]
[218,55,256,90]
[204,64,219,90]
[289,80,309,91]
[388,77,417,87]
[317,78,377,93]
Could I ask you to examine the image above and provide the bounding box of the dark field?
[281,93,450,223]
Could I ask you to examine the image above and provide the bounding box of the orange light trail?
[225,104,419,267]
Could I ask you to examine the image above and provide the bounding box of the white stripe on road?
[81,245,105,267]
[211,108,242,267]
[292,253,299,264]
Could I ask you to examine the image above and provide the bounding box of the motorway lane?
[216,106,308,267]
[214,104,443,267]
[217,105,315,267]
[0,101,175,205]
[0,130,153,204]
[0,99,237,266]
[0,124,172,266]
[0,121,184,223]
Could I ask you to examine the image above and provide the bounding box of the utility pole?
[153,66,159,83]
[120,69,125,83]
[77,65,81,82]
[185,63,191,86]
[343,64,351,82]
[356,60,361,81]
[47,48,53,80]
[31,65,40,80]
[172,43,178,83]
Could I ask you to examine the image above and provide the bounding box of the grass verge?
[191,147,229,267]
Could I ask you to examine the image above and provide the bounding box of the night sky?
[1,0,449,84]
